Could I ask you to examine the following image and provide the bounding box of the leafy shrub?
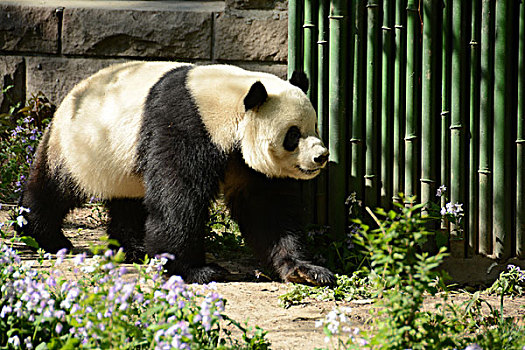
[0,215,269,350]
[0,88,54,202]
[313,195,525,350]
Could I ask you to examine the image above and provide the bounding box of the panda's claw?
[285,263,336,286]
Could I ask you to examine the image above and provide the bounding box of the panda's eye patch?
[283,126,301,151]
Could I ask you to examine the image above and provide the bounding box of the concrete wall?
[0,0,288,110]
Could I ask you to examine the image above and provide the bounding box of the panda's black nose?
[314,153,329,165]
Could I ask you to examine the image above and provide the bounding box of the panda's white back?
[48,61,190,199]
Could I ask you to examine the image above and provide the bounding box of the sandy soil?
[1,207,524,349]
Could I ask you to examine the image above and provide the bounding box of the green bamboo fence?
[290,0,524,264]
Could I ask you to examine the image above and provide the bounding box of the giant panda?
[18,61,334,285]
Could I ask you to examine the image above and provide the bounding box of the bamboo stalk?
[393,0,407,202]
[493,0,512,259]
[287,0,303,77]
[328,0,348,238]
[450,1,469,254]
[405,0,419,199]
[302,0,317,224]
[469,0,481,255]
[316,0,329,225]
[441,0,452,223]
[304,0,318,107]
[381,0,395,209]
[478,0,494,256]
[351,1,367,204]
[518,0,525,258]
[421,0,442,213]
[366,0,382,208]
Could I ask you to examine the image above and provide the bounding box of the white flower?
[16,215,28,227]
[436,185,447,197]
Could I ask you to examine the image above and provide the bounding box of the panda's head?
[238,72,329,180]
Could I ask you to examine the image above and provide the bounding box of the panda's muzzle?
[296,165,322,175]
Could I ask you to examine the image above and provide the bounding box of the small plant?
[0,89,54,202]
[205,200,246,259]
[279,272,373,309]
[486,264,525,298]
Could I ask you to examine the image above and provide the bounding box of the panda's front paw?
[284,262,336,286]
[183,263,230,284]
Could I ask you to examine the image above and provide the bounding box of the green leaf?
[20,235,40,249]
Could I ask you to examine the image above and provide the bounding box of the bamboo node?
[404,135,418,141]
[350,138,362,144]
[303,23,316,29]
[420,178,436,184]
[328,15,345,20]
[441,110,450,117]
[516,139,525,144]
[394,24,404,29]
[382,26,393,31]
[317,40,328,45]
[450,124,463,130]
[364,174,376,179]
[478,168,492,175]
[469,40,479,46]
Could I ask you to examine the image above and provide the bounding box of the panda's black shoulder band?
[244,81,268,111]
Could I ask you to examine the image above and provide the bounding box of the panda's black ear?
[244,81,268,111]
[289,71,309,93]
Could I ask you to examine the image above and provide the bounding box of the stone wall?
[0,0,288,110]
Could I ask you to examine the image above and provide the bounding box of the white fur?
[48,62,327,200]
[188,65,327,179]
[48,61,190,198]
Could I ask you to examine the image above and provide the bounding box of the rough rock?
[62,7,213,59]
[0,4,60,54]
[226,0,286,10]
[25,57,127,105]
[0,56,26,113]
[214,11,288,62]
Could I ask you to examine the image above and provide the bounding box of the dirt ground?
[1,207,524,349]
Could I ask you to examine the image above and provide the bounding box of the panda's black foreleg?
[139,147,229,283]
[17,132,81,252]
[105,198,147,263]
[224,166,336,286]
[142,193,228,283]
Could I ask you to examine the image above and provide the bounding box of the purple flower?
[55,322,63,334]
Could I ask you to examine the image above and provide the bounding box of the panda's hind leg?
[17,131,83,253]
[105,198,147,263]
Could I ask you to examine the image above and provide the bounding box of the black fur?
[137,66,229,283]
[289,71,309,94]
[223,153,335,286]
[106,198,147,262]
[243,81,268,111]
[17,128,84,252]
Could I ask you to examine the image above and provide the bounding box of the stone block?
[226,0,282,10]
[236,62,287,80]
[62,7,213,59]
[0,56,26,113]
[25,57,128,105]
[214,11,288,62]
[0,4,60,54]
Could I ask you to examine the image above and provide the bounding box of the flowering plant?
[0,220,269,349]
[0,89,54,202]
